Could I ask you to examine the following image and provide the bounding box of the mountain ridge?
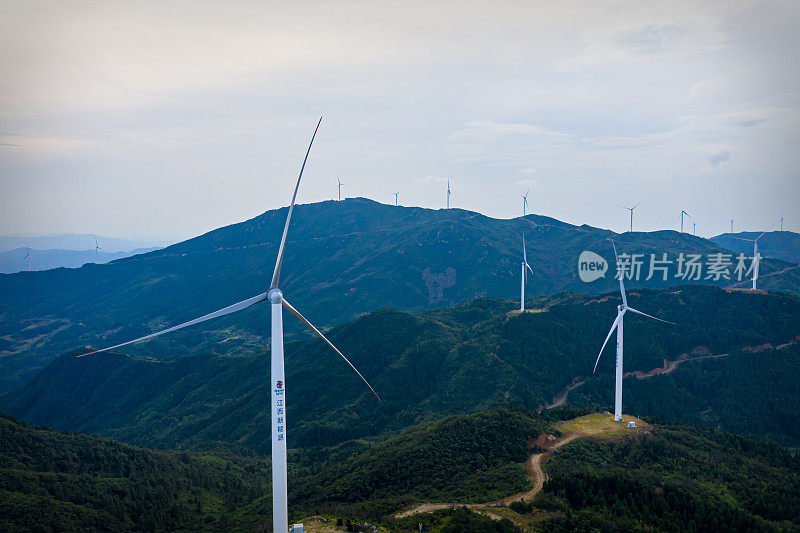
[2,199,798,394]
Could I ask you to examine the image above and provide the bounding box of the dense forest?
[0,413,271,531]
[3,285,799,457]
[4,407,799,532]
[534,425,800,531]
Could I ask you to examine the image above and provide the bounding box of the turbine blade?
[76,292,269,358]
[282,298,381,401]
[523,234,527,263]
[593,310,624,374]
[525,262,534,276]
[625,307,675,325]
[756,219,780,241]
[270,117,323,289]
[610,239,627,306]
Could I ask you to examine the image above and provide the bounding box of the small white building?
[289,524,303,533]
[627,421,636,428]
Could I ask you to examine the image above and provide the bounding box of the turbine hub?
[267,288,283,304]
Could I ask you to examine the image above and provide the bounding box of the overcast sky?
[1,0,798,241]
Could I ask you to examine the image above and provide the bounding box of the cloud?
[517,168,537,175]
[418,174,449,185]
[515,179,537,187]
[708,149,732,167]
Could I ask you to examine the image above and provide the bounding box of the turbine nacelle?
[268,288,284,304]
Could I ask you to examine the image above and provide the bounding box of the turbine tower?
[95,236,102,263]
[780,216,784,232]
[394,191,400,206]
[446,179,451,209]
[337,176,344,201]
[730,219,734,234]
[620,204,638,232]
[592,238,674,422]
[680,211,690,233]
[522,190,529,216]
[73,118,381,533]
[520,234,533,311]
[692,221,696,236]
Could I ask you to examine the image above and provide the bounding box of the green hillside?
[2,199,799,394]
[5,407,798,532]
[0,413,271,532]
[536,424,800,531]
[712,230,800,265]
[3,286,799,456]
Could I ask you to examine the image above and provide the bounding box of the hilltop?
[2,199,799,393]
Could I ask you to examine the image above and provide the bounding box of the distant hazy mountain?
[1,198,799,393]
[0,247,159,274]
[0,234,171,253]
[711,230,800,265]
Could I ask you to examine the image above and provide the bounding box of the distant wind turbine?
[520,235,534,312]
[337,176,344,201]
[522,190,529,217]
[619,204,638,232]
[680,211,691,234]
[73,118,381,533]
[95,236,102,263]
[780,217,784,232]
[446,179,451,209]
[733,220,780,291]
[22,246,31,271]
[394,191,400,206]
[730,219,734,234]
[592,237,674,422]
[692,221,696,236]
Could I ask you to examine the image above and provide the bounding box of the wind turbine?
[619,204,638,232]
[22,246,31,271]
[446,179,451,209]
[95,236,102,263]
[74,118,381,533]
[680,211,691,233]
[780,217,784,232]
[337,176,344,201]
[592,238,674,422]
[730,219,734,234]
[394,191,400,206]
[520,234,534,312]
[522,190,529,216]
[692,221,696,236]
[733,221,779,291]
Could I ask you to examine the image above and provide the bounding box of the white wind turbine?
[74,118,381,533]
[519,234,534,312]
[734,221,779,291]
[592,238,674,422]
[522,190,529,216]
[680,210,691,234]
[620,203,638,232]
[337,176,344,201]
[95,236,102,263]
[446,179,451,209]
[394,191,400,206]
